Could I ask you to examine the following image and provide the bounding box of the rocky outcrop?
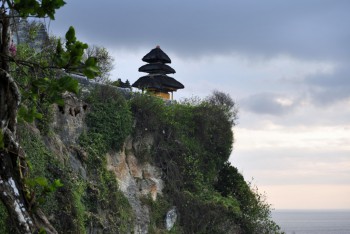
[107,135,164,233]
[47,94,164,233]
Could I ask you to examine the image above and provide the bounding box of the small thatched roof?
[142,46,171,64]
[139,63,176,74]
[132,75,184,91]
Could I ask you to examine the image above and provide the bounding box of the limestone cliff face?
[47,94,165,233]
[107,135,164,234]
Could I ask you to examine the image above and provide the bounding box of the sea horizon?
[273,208,350,212]
[272,209,350,234]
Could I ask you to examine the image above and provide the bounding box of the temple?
[132,46,184,100]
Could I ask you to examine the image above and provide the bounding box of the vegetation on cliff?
[0,1,102,232]
[1,83,282,233]
[130,91,281,234]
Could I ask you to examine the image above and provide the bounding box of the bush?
[215,162,282,233]
[84,86,132,151]
[129,93,167,133]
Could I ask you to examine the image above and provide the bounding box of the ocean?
[271,210,350,234]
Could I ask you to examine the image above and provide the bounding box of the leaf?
[32,77,50,91]
[83,57,100,79]
[49,179,64,191]
[58,76,79,94]
[35,177,49,187]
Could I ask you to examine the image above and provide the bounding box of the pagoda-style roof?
[132,46,184,99]
[142,46,171,64]
[132,75,184,91]
[138,63,176,74]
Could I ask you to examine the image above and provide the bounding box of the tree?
[0,1,99,233]
[206,90,238,126]
[84,45,114,83]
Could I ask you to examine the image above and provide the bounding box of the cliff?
[0,85,281,234]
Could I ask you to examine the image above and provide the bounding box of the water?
[272,210,350,234]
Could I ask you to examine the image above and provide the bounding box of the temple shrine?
[132,46,184,100]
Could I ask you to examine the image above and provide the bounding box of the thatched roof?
[132,75,184,91]
[139,63,176,74]
[142,46,171,64]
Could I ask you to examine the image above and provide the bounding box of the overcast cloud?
[51,1,350,60]
[50,0,350,209]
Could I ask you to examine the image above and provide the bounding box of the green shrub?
[84,86,132,151]
[129,93,167,133]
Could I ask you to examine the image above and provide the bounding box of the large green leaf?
[57,76,79,94]
[83,57,100,79]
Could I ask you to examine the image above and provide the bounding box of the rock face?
[49,94,164,233]
[49,93,89,179]
[107,135,164,234]
[51,93,87,145]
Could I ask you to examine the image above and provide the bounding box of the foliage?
[206,90,238,125]
[130,93,168,133]
[172,191,240,234]
[55,26,99,78]
[79,86,135,232]
[164,95,234,189]
[11,23,100,129]
[83,86,133,151]
[128,92,282,233]
[18,124,86,233]
[11,0,66,20]
[9,23,100,136]
[111,78,132,89]
[215,162,282,233]
[84,45,114,83]
[25,177,63,205]
[0,0,105,232]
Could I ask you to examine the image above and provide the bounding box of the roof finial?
[156,45,160,48]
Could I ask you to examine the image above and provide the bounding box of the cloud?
[51,0,350,60]
[304,65,350,105]
[240,93,300,115]
[231,125,350,186]
[263,185,350,209]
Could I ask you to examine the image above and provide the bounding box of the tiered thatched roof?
[132,46,184,94]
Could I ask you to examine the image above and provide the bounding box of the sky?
[49,0,350,210]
